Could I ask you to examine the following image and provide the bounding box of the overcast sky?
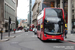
[17,0,35,19]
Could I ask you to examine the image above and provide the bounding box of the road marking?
[16,34,24,37]
[31,35,37,37]
[64,40,75,44]
[16,30,22,32]
[16,33,29,37]
[11,42,18,44]
[26,34,28,35]
[68,42,75,44]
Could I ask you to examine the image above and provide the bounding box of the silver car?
[24,28,28,32]
[33,28,37,34]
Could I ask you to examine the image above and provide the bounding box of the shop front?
[43,0,55,9]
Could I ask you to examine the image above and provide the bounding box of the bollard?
[1,31,3,40]
[0,28,3,40]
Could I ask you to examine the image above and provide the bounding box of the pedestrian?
[65,28,67,38]
[14,29,16,33]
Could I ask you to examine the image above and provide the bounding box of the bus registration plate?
[52,39,56,40]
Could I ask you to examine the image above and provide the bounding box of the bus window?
[44,9,64,35]
[37,25,40,30]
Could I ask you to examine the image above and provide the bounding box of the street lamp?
[29,0,32,25]
[63,0,65,10]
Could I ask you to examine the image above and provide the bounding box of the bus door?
[37,24,41,38]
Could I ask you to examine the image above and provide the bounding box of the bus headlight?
[44,34,46,37]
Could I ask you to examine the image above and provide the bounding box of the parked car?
[24,28,28,32]
[33,28,37,34]
[17,27,23,30]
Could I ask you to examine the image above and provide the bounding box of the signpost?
[8,17,11,37]
[0,22,4,40]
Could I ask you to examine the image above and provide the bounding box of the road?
[0,31,75,50]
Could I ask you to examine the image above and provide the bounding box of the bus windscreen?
[44,8,64,35]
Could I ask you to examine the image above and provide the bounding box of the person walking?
[65,28,67,38]
[14,29,16,33]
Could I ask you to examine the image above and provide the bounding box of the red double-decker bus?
[29,24,34,31]
[37,8,65,41]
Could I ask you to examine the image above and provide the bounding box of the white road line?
[31,35,37,37]
[16,34,24,37]
[26,34,28,35]
[16,33,29,37]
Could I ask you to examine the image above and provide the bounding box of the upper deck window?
[45,8,62,17]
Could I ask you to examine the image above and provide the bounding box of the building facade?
[0,0,18,32]
[32,0,41,27]
[19,19,28,28]
[0,0,4,31]
[32,0,75,33]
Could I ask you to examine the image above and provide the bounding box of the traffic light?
[9,17,11,24]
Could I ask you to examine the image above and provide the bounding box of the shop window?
[50,1,55,7]
[72,10,74,13]
[57,0,60,8]
[72,0,74,8]
[72,22,75,28]
[72,19,75,28]
[72,15,74,19]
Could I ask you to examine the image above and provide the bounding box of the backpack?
[65,30,67,34]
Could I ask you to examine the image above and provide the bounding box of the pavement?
[64,33,75,42]
[0,30,24,42]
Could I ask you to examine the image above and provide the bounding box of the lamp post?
[0,22,4,40]
[8,17,11,37]
[29,0,32,25]
[63,0,65,11]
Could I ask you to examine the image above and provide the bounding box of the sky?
[17,0,35,19]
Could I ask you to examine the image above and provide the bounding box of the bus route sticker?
[41,25,43,28]
[65,24,67,27]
